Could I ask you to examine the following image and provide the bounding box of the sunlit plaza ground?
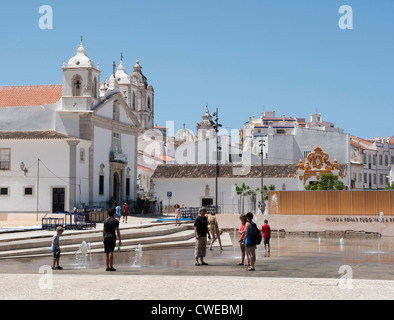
[1,215,394,300]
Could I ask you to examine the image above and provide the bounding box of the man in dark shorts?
[103,208,122,271]
[194,208,211,266]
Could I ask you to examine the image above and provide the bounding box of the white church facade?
[0,42,154,217]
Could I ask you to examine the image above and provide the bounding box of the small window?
[80,148,85,163]
[0,187,9,196]
[24,187,33,196]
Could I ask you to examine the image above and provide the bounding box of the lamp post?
[259,139,266,208]
[213,108,222,214]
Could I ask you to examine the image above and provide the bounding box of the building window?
[304,151,311,159]
[373,155,376,166]
[379,155,382,166]
[80,148,85,163]
[385,155,388,166]
[132,92,136,110]
[24,187,33,196]
[147,96,151,111]
[93,77,98,98]
[99,175,104,196]
[0,187,9,196]
[0,149,10,171]
[113,103,120,121]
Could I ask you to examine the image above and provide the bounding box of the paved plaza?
[1,215,394,300]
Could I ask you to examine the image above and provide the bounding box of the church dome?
[110,59,130,84]
[130,60,148,87]
[197,108,214,129]
[175,127,195,144]
[67,42,95,68]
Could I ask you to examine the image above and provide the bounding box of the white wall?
[0,140,70,213]
[153,177,298,214]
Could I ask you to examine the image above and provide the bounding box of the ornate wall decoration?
[297,145,339,184]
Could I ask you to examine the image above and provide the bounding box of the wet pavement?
[1,235,394,281]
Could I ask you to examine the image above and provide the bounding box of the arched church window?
[147,97,151,111]
[132,92,136,110]
[93,77,98,98]
[113,102,120,121]
[72,75,82,97]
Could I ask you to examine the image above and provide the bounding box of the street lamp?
[20,162,28,177]
[213,108,222,215]
[259,139,266,205]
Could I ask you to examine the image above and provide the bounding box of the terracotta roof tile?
[152,164,348,179]
[0,130,78,140]
[0,85,63,107]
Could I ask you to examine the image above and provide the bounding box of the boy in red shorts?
[261,219,271,257]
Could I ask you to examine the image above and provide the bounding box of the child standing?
[174,204,181,226]
[237,213,247,266]
[51,226,65,270]
[261,219,271,257]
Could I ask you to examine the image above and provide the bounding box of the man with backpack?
[244,212,261,271]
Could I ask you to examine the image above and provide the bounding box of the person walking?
[122,202,129,223]
[244,212,257,271]
[103,208,122,271]
[261,219,271,257]
[115,204,122,221]
[194,208,211,266]
[51,226,65,270]
[208,211,223,251]
[237,213,247,266]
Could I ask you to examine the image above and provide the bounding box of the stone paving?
[1,214,394,300]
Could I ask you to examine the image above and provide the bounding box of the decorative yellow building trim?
[297,145,339,184]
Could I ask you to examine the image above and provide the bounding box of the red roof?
[0,85,63,107]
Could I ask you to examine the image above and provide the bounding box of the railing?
[180,205,221,220]
[42,218,65,230]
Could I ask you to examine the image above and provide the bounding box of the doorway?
[52,188,65,213]
[113,172,121,204]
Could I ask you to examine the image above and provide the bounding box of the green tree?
[305,174,345,190]
[386,183,394,190]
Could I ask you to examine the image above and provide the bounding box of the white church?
[0,42,154,218]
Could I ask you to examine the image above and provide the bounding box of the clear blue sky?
[0,0,393,139]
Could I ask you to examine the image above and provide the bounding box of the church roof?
[0,85,62,107]
[0,130,79,140]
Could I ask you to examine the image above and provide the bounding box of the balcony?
[110,152,128,165]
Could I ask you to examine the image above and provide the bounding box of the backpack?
[249,222,262,245]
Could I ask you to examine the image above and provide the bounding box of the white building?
[240,111,351,189]
[350,136,394,190]
[0,42,150,216]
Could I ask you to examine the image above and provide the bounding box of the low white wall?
[216,214,394,237]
